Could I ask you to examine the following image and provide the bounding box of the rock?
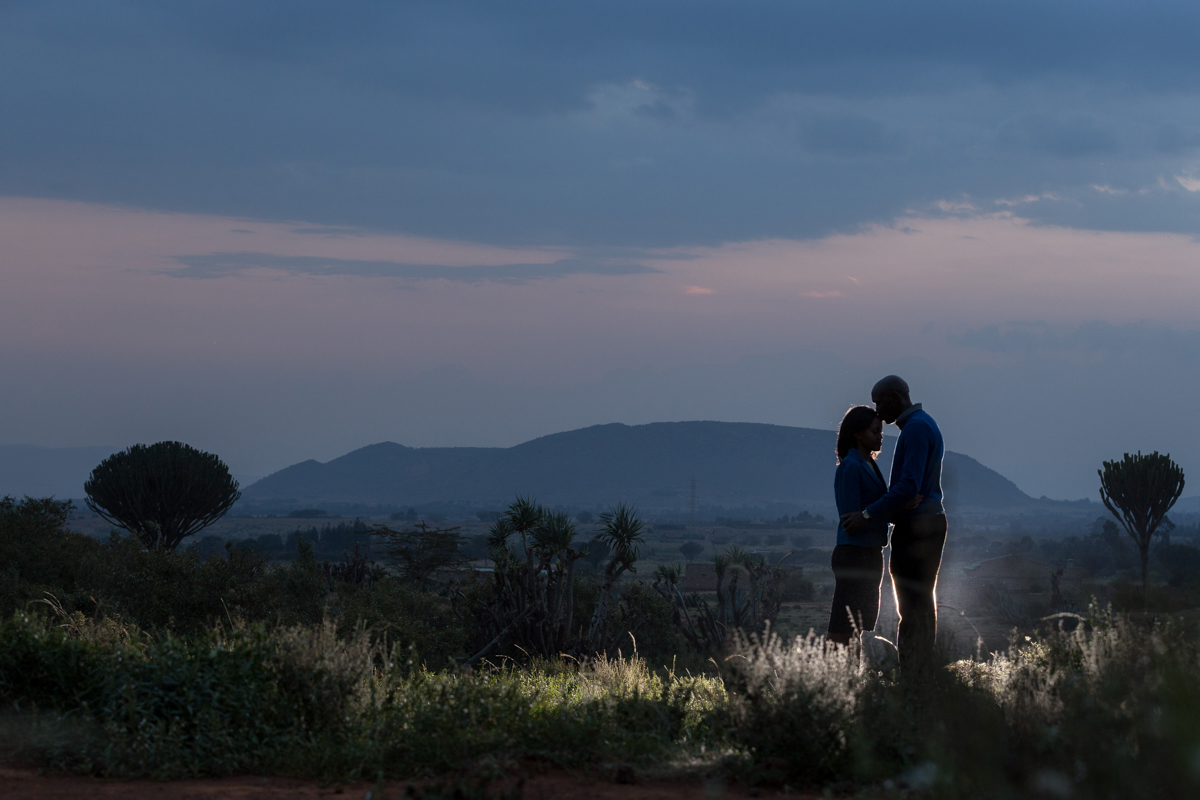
[861,630,899,671]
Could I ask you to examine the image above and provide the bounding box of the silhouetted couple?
[828,375,947,670]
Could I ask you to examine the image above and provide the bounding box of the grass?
[720,606,1200,798]
[4,603,1200,799]
[0,609,728,780]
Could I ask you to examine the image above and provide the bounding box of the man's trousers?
[889,514,948,667]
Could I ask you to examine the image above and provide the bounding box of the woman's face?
[855,417,884,454]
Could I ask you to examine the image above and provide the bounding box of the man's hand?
[903,494,924,511]
[840,511,867,533]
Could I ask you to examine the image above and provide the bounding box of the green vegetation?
[652,546,792,654]
[5,492,1200,797]
[0,496,465,658]
[458,499,671,663]
[194,519,374,562]
[372,521,466,590]
[0,610,723,779]
[4,599,1200,798]
[1099,451,1186,602]
[84,441,241,550]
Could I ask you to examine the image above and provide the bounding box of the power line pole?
[688,477,697,527]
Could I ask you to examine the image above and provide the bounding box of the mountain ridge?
[240,421,1039,516]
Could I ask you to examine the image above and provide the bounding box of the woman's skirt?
[827,544,884,637]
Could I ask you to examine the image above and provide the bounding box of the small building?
[962,554,1084,596]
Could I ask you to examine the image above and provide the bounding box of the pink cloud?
[5,197,1200,397]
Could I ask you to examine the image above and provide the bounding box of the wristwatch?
[861,509,871,520]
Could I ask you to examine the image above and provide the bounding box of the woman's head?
[836,405,883,462]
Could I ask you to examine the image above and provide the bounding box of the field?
[7,497,1200,799]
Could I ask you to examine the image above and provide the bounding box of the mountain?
[0,444,121,500]
[240,421,1037,516]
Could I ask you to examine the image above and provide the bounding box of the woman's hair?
[836,405,879,463]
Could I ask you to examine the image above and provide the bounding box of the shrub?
[0,611,726,780]
[724,630,864,781]
[724,606,1200,797]
[334,578,468,668]
[0,611,377,777]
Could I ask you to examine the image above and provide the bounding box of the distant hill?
[1172,496,1200,515]
[240,421,1037,516]
[0,444,120,500]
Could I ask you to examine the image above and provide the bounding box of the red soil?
[0,767,820,800]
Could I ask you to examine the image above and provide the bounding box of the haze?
[4,2,1200,500]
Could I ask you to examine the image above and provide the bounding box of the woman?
[826,405,916,645]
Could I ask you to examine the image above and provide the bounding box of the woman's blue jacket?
[834,448,891,547]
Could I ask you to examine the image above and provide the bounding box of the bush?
[0,612,376,777]
[1,496,359,635]
[334,578,468,668]
[723,606,1200,797]
[725,631,864,781]
[0,497,104,616]
[0,611,726,780]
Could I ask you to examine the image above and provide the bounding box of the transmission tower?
[688,477,697,527]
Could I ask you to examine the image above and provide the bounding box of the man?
[841,375,946,667]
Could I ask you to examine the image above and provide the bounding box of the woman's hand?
[902,494,924,511]
[841,511,866,533]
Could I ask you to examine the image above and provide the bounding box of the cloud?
[167,252,664,282]
[994,193,1059,206]
[932,199,977,214]
[3,2,1200,248]
[684,285,714,295]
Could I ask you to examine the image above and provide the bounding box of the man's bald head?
[871,375,912,424]
[872,375,910,399]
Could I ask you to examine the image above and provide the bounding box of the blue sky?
[3,2,1200,500]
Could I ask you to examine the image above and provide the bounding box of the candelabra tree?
[84,441,240,550]
[1099,451,1185,604]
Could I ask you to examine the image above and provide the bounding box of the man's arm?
[864,424,930,518]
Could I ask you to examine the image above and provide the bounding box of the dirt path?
[0,767,818,800]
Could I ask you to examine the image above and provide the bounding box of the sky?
[3,1,1200,501]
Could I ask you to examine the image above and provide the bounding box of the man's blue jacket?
[865,405,945,521]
